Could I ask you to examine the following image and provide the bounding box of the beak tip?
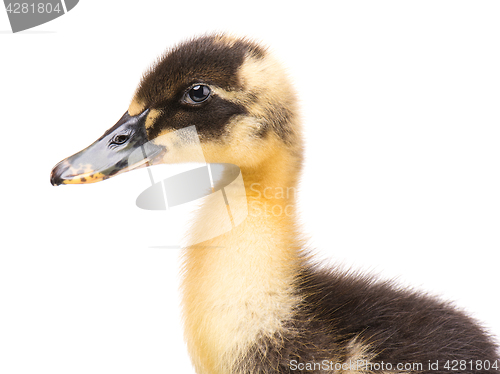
[50,162,66,186]
[50,171,62,186]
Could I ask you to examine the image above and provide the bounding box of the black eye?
[113,134,129,145]
[187,85,211,103]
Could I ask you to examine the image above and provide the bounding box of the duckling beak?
[50,109,165,186]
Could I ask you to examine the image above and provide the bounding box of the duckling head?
[50,34,302,186]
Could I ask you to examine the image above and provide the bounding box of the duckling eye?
[186,85,211,104]
[112,134,130,145]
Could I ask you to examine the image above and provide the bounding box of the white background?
[1,1,499,373]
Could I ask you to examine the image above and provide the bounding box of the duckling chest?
[181,212,301,372]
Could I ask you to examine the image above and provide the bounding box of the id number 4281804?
[444,360,499,371]
[5,2,63,14]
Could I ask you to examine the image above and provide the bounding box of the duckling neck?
[181,145,304,374]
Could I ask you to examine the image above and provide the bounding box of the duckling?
[50,34,499,374]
